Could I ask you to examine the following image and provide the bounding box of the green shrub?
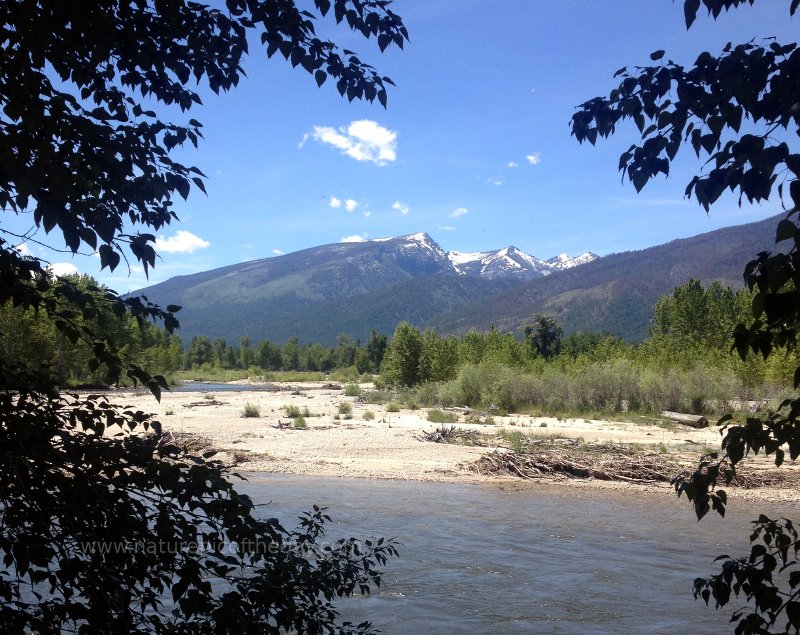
[363,410,375,421]
[302,406,312,417]
[414,382,439,406]
[362,390,392,404]
[292,416,307,429]
[498,430,527,453]
[385,401,400,413]
[283,404,302,418]
[344,383,361,397]
[241,403,260,418]
[329,366,361,383]
[427,409,459,424]
[338,402,353,415]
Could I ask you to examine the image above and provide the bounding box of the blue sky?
[15,1,799,292]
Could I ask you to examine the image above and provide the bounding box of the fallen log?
[659,411,709,428]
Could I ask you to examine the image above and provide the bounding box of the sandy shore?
[103,381,800,502]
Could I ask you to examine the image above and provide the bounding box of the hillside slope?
[428,214,781,341]
[133,215,782,344]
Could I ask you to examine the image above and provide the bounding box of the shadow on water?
[239,475,798,635]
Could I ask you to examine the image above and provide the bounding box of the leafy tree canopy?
[573,1,800,631]
[1,0,407,388]
[0,1,407,632]
[523,313,563,360]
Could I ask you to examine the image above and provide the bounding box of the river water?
[239,475,797,634]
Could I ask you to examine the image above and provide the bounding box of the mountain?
[133,233,528,344]
[447,246,597,280]
[546,252,598,270]
[132,216,782,344]
[428,214,783,341]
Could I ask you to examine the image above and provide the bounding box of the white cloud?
[437,225,456,231]
[392,201,409,215]
[14,243,31,256]
[312,120,397,165]
[526,153,542,166]
[272,249,284,255]
[489,176,503,186]
[341,234,367,243]
[297,133,309,149]
[331,196,359,212]
[449,207,469,218]
[508,161,519,168]
[155,230,210,254]
[48,262,79,277]
[363,210,371,218]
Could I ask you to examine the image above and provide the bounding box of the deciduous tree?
[572,1,800,631]
[0,1,407,632]
[381,322,422,387]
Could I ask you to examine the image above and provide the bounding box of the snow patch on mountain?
[547,251,598,270]
[363,234,596,280]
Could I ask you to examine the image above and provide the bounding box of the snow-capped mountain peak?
[448,245,549,280]
[355,234,596,280]
[446,245,597,280]
[546,251,598,270]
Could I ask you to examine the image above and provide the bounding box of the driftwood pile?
[158,430,215,454]
[471,441,800,490]
[472,443,688,484]
[416,425,481,446]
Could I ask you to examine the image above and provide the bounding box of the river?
[239,475,796,634]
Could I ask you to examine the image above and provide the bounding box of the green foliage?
[407,352,774,418]
[283,404,303,418]
[363,410,375,421]
[338,402,353,415]
[381,322,423,387]
[292,416,308,430]
[241,402,261,418]
[498,430,528,453]
[524,313,563,360]
[651,280,751,350]
[344,383,362,397]
[427,409,459,424]
[366,330,388,372]
[329,365,362,383]
[0,389,396,633]
[573,2,800,631]
[0,274,184,387]
[263,370,327,382]
[385,402,401,413]
[362,390,393,404]
[0,0,408,631]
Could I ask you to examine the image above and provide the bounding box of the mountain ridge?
[131,215,782,344]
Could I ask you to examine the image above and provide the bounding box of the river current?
[239,474,797,634]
